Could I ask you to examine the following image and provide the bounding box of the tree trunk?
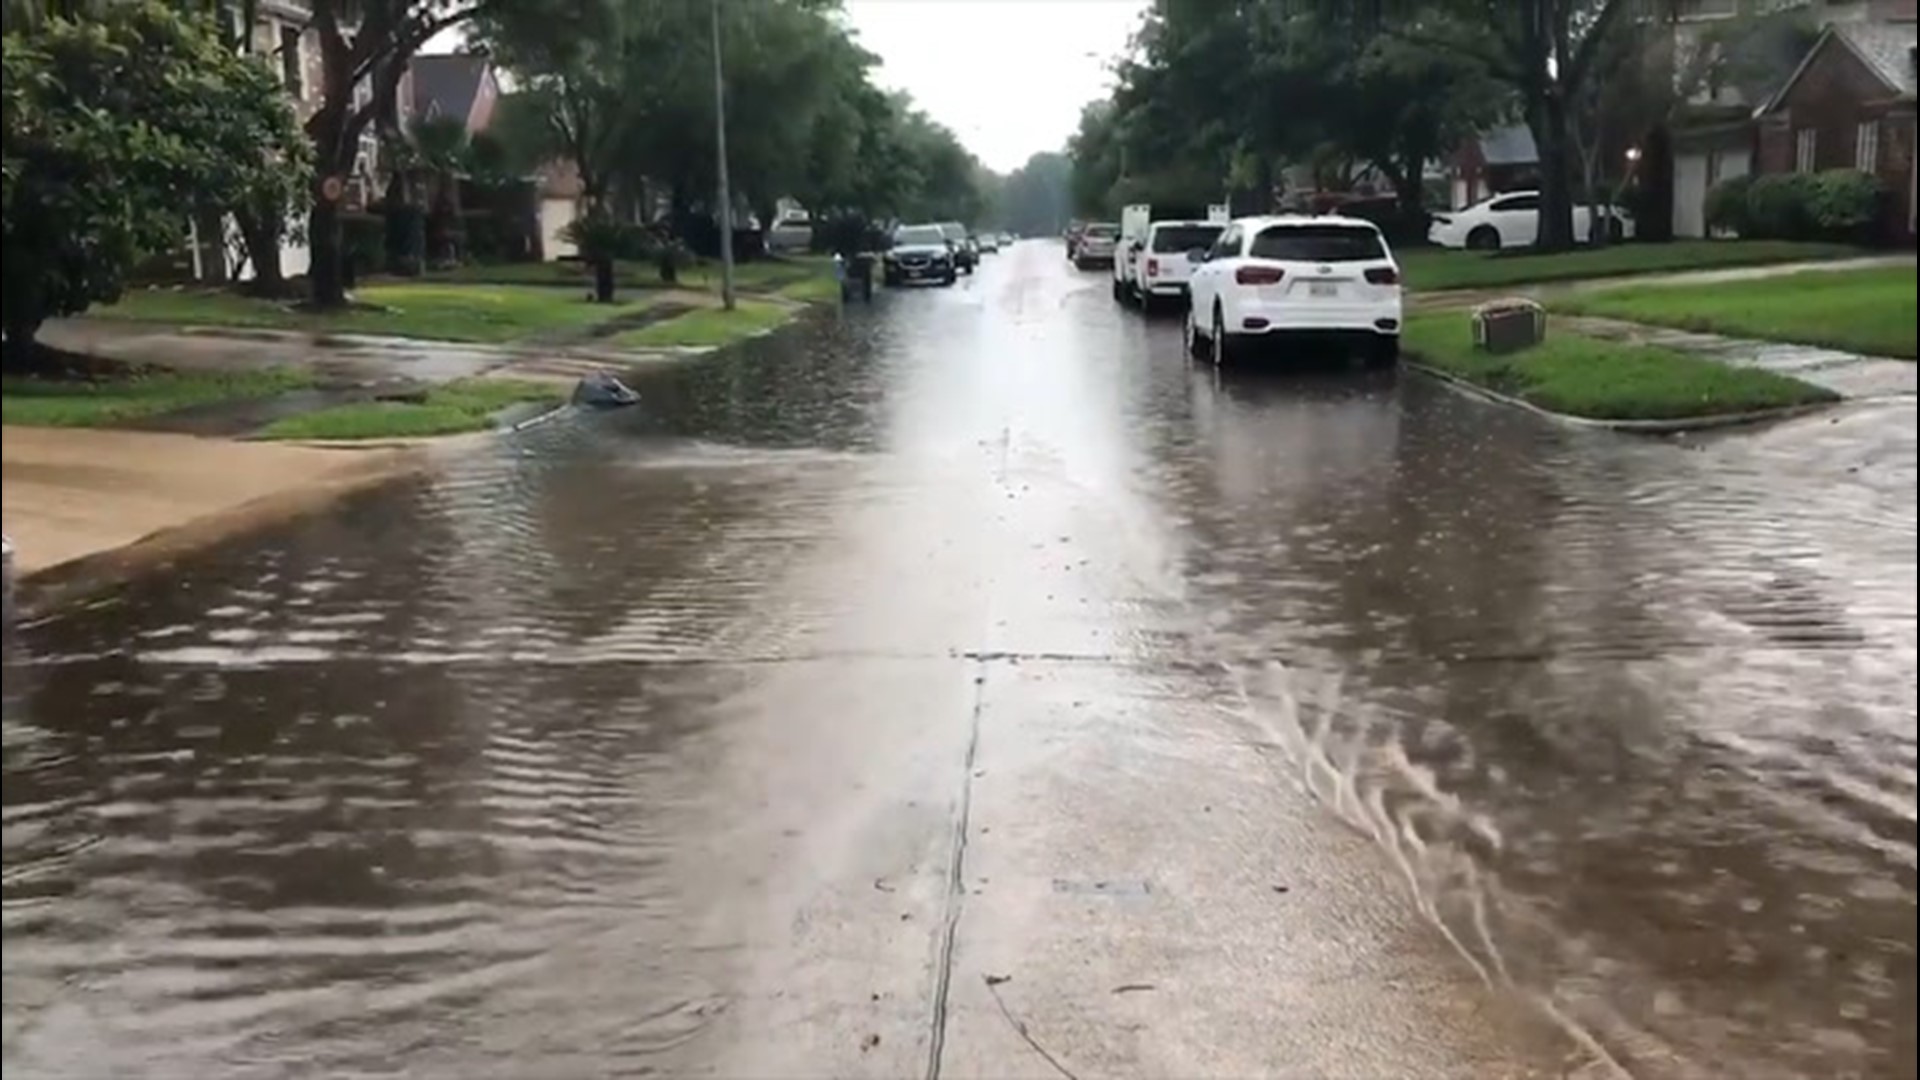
[592,257,615,303]
[1529,90,1578,252]
[234,207,287,296]
[2,313,45,364]
[309,195,347,308]
[383,170,425,276]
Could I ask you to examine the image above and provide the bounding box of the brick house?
[406,54,502,134]
[1444,125,1542,210]
[1754,17,1918,242]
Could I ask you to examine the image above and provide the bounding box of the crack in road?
[923,660,989,1080]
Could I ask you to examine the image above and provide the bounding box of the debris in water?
[571,370,640,409]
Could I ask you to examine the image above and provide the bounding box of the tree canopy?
[474,0,990,248]
[1,0,308,353]
[1069,0,1699,250]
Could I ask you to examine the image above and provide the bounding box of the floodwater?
[4,245,1914,1079]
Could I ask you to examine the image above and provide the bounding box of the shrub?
[1744,173,1820,240]
[1806,168,1881,238]
[1704,174,1755,236]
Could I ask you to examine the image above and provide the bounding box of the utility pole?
[711,0,736,311]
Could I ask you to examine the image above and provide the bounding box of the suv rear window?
[1085,224,1118,238]
[1150,225,1223,253]
[1249,225,1384,262]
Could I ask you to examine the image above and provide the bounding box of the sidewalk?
[35,318,703,390]
[1557,314,1918,400]
[3,426,414,600]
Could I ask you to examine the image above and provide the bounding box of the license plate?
[1309,282,1339,298]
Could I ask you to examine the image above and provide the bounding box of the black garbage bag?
[571,371,640,409]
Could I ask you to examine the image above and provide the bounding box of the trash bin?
[840,252,875,302]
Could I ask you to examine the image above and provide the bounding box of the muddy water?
[4,246,1914,1078]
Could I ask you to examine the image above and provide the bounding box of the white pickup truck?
[1112,203,1229,311]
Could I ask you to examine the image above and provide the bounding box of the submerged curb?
[505,402,575,433]
[1405,359,1840,433]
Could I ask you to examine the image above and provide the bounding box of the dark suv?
[883,223,958,286]
[936,222,977,274]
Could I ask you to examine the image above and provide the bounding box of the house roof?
[1756,21,1918,116]
[410,54,492,127]
[1478,124,1538,166]
[1835,21,1918,96]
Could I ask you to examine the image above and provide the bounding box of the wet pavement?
[5,243,1915,1079]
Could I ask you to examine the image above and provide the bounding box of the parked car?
[976,233,1000,254]
[882,223,959,286]
[766,210,813,253]
[936,222,977,273]
[1427,190,1635,250]
[1073,222,1119,269]
[1119,219,1225,311]
[1184,214,1403,368]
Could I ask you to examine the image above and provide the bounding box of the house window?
[1856,121,1880,174]
[1676,0,1737,18]
[279,26,303,98]
[1795,128,1817,173]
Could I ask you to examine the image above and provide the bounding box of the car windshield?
[1150,224,1223,253]
[1085,224,1118,239]
[1248,224,1385,262]
[894,226,946,246]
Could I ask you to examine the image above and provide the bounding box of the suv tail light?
[1145,258,1160,277]
[1235,266,1285,286]
[1364,267,1400,286]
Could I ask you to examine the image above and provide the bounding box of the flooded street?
[4,244,1914,1078]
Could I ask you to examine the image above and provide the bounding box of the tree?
[997,152,1073,236]
[409,114,473,263]
[2,1,308,360]
[302,0,503,309]
[1255,8,1503,218]
[1333,0,1655,251]
[479,0,987,251]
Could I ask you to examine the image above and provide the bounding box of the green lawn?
[423,253,837,300]
[255,378,564,440]
[1402,311,1837,421]
[93,284,662,344]
[424,259,666,289]
[1400,240,1868,293]
[613,300,795,348]
[1,367,313,427]
[1553,265,1917,359]
[777,273,846,303]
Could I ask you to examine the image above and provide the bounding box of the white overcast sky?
[841,0,1147,173]
[435,1,1146,174]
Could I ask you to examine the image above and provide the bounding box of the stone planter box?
[1472,298,1547,354]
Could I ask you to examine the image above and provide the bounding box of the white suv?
[1123,219,1224,311]
[1184,215,1403,367]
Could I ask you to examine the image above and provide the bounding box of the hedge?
[1707,168,1883,242]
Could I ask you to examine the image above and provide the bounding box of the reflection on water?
[4,277,1915,1078]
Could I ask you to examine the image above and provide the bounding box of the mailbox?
[1472,298,1547,354]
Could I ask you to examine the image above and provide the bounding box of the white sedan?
[1184,214,1403,368]
[1427,190,1636,250]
